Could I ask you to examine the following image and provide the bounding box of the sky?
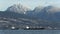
[0,0,60,11]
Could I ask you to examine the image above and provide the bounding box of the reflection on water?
[0,30,60,34]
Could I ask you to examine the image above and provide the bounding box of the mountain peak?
[6,3,31,14]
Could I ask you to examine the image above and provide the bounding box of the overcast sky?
[0,0,60,11]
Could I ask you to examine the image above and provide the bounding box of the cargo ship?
[23,26,45,30]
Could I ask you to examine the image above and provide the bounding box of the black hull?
[23,28,45,30]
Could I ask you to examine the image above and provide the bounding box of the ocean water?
[0,30,60,34]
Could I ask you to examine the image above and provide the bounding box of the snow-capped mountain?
[27,5,60,22]
[5,4,60,22]
[6,3,31,14]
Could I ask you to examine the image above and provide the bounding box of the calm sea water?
[0,30,60,34]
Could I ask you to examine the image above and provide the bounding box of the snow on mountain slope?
[6,3,31,14]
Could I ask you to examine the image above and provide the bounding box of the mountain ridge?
[0,4,60,29]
